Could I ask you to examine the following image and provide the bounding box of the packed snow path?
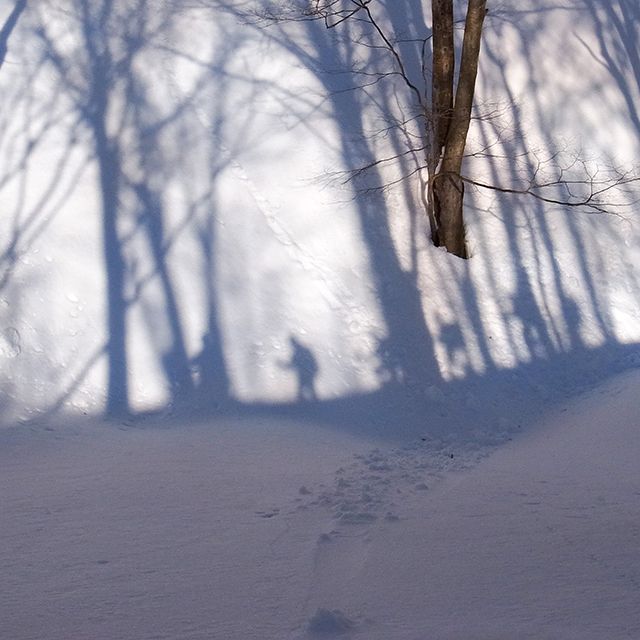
[2,369,639,639]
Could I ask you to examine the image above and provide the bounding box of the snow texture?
[1,0,640,638]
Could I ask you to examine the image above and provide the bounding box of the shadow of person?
[286,336,319,402]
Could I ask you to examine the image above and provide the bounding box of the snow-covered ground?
[1,1,640,638]
[2,368,639,639]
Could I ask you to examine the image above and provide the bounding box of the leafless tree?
[250,0,484,257]
[234,0,640,258]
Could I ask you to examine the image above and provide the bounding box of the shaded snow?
[1,370,639,639]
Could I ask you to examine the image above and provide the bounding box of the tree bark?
[441,0,486,175]
[431,0,454,159]
[432,171,466,257]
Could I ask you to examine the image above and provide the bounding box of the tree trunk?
[431,0,454,159]
[433,172,466,257]
[442,0,486,173]
[433,0,486,258]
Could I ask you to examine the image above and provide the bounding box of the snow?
[2,371,639,639]
[310,370,640,639]
[1,1,640,638]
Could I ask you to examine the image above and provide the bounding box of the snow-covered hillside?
[1,0,639,419]
[2,357,639,639]
[0,1,639,638]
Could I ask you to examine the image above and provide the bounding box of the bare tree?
[254,0,485,257]
[233,0,639,258]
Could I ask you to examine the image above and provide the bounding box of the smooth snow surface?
[2,370,639,639]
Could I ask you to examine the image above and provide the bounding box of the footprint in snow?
[299,436,485,524]
[306,608,355,636]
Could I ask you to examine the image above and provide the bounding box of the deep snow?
[2,370,639,639]
[1,1,640,638]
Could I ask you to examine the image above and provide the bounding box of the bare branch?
[460,171,640,216]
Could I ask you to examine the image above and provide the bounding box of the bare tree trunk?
[427,0,455,244]
[432,171,466,255]
[256,0,487,259]
[442,0,486,173]
[431,0,454,158]
[432,0,486,258]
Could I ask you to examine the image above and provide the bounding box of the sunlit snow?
[1,1,639,638]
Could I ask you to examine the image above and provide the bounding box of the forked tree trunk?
[431,0,487,258]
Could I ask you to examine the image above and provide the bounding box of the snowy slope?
[302,369,640,639]
[1,1,640,638]
[0,0,639,419]
[1,368,639,639]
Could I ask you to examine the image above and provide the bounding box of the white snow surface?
[1,1,640,638]
[2,369,639,639]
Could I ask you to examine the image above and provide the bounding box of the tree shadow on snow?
[1,1,640,449]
